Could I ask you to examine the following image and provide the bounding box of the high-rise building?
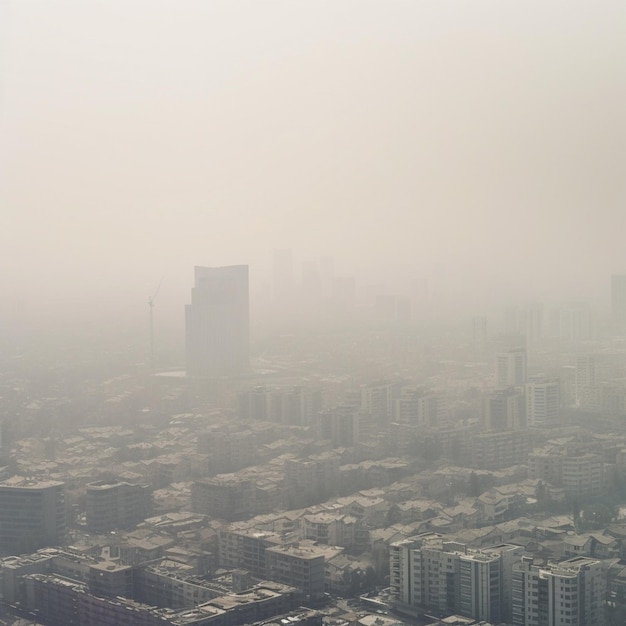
[496,348,527,388]
[512,556,605,626]
[315,404,361,447]
[549,303,596,341]
[575,353,602,409]
[484,387,526,431]
[0,479,65,556]
[611,274,626,328]
[185,265,250,377]
[390,534,523,623]
[394,388,448,429]
[525,378,560,426]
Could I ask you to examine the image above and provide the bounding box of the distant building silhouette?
[496,348,527,388]
[185,265,249,377]
[472,315,487,353]
[505,304,543,347]
[612,274,626,328]
[272,249,295,302]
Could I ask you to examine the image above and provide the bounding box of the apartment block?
[470,430,529,470]
[512,556,605,626]
[390,534,523,623]
[86,480,152,533]
[0,478,65,556]
[192,476,257,521]
[265,542,336,601]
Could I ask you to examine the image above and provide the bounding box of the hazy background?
[2,0,625,338]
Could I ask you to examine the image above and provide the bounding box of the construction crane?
[148,276,164,372]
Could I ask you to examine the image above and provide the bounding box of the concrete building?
[394,388,448,429]
[484,387,525,431]
[575,354,602,410]
[197,429,257,474]
[300,513,362,549]
[192,475,257,521]
[525,379,560,426]
[0,479,65,556]
[360,381,403,426]
[284,454,341,509]
[85,480,152,533]
[185,265,250,377]
[315,405,361,447]
[2,547,301,626]
[218,528,282,578]
[562,453,605,501]
[529,445,604,500]
[496,349,527,389]
[390,534,523,623]
[470,430,529,470]
[238,386,323,426]
[512,556,605,626]
[88,560,134,598]
[265,542,340,601]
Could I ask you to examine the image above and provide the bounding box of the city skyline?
[2,2,626,625]
[2,0,626,330]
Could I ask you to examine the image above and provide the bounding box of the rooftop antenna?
[148,276,164,373]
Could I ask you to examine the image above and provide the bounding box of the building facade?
[512,556,605,626]
[390,534,523,623]
[0,479,65,556]
[86,480,152,533]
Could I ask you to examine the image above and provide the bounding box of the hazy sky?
[2,0,625,328]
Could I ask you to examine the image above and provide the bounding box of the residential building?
[238,386,323,426]
[562,453,605,500]
[0,479,65,556]
[575,354,602,410]
[315,405,361,447]
[390,535,523,623]
[496,349,527,388]
[394,388,448,429]
[470,430,529,470]
[526,379,560,426]
[484,387,525,431]
[265,542,340,601]
[85,480,152,533]
[512,556,605,626]
[191,475,257,521]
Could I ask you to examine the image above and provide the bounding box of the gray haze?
[2,0,626,331]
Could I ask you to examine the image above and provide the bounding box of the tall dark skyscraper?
[185,265,250,377]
